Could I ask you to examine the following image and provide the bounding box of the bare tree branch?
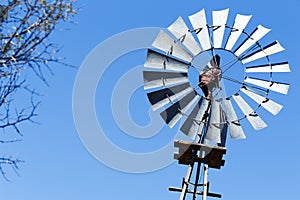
[0,0,77,180]
[0,157,24,181]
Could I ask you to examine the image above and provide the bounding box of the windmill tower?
[143,8,290,200]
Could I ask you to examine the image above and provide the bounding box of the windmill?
[143,8,290,200]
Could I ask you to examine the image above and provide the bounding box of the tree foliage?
[0,0,77,180]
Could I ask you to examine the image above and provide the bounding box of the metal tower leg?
[170,103,223,199]
[169,140,224,200]
[179,159,194,200]
[179,121,206,200]
[202,164,209,200]
[193,161,202,200]
[178,155,211,200]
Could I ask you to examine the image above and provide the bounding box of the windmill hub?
[191,49,245,99]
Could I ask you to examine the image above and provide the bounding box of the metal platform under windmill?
[169,140,226,200]
[174,140,226,169]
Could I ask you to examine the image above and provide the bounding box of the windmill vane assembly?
[142,8,290,200]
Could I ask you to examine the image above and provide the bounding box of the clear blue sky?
[1,0,299,199]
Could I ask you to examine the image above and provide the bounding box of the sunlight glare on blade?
[188,9,211,51]
[245,62,290,73]
[205,100,222,143]
[152,30,193,63]
[145,49,189,72]
[241,41,285,64]
[232,94,267,130]
[168,16,201,56]
[213,9,229,48]
[225,14,252,51]
[241,87,283,115]
[143,71,188,90]
[245,77,289,94]
[223,98,246,139]
[234,25,271,57]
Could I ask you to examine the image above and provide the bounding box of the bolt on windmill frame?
[143,8,290,200]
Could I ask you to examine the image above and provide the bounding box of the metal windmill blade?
[143,8,290,144]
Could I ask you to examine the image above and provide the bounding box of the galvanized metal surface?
[245,62,290,73]
[225,14,252,51]
[244,77,289,94]
[234,25,271,57]
[178,122,206,200]
[143,71,188,90]
[241,87,283,115]
[241,41,285,64]
[168,16,201,56]
[160,90,199,128]
[212,9,229,49]
[145,49,189,72]
[188,9,211,51]
[169,187,222,198]
[205,100,223,143]
[223,98,246,139]
[147,82,193,111]
[180,97,209,139]
[152,30,193,63]
[232,94,267,130]
[202,164,209,200]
